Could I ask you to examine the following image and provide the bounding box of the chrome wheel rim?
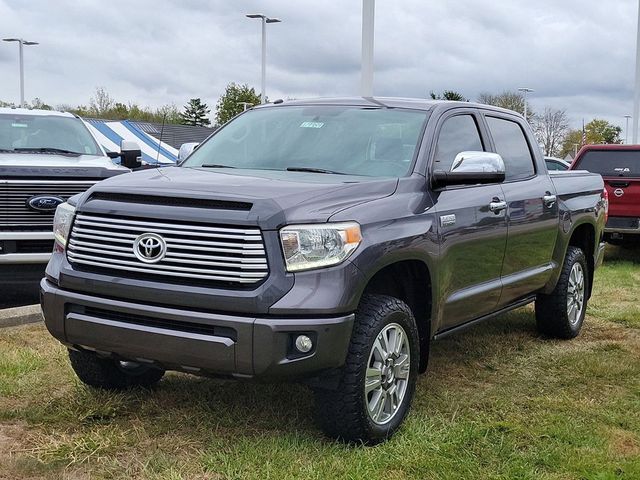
[365,322,410,425]
[567,262,585,326]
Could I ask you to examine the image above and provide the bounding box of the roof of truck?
[257,97,523,116]
[0,107,75,117]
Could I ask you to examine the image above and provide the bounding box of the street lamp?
[518,87,534,121]
[3,38,39,107]
[246,14,281,104]
[625,115,632,144]
[238,101,254,111]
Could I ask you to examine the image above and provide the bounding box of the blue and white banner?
[85,119,178,164]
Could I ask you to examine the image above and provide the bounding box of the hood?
[0,153,129,178]
[83,166,398,228]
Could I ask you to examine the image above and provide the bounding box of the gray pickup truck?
[0,108,142,284]
[41,98,607,444]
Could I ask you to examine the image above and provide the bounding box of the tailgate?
[603,177,640,217]
[572,149,640,218]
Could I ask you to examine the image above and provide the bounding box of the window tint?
[433,115,483,171]
[575,150,640,178]
[486,117,535,180]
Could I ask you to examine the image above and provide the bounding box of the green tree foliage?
[477,90,535,121]
[585,118,622,144]
[31,98,52,110]
[179,98,211,126]
[558,119,623,158]
[429,90,468,101]
[215,83,261,126]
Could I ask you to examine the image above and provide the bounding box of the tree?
[31,98,52,110]
[179,98,211,126]
[558,130,584,159]
[89,87,114,116]
[533,108,569,157]
[585,118,622,145]
[215,83,261,126]
[429,90,468,101]
[477,90,534,121]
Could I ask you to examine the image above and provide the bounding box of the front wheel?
[535,246,589,339]
[315,294,419,444]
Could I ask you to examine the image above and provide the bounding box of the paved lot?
[1,281,40,309]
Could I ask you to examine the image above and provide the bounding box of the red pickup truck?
[571,145,640,245]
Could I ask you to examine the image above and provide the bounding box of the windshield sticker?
[11,123,28,128]
[300,121,324,129]
[614,167,631,173]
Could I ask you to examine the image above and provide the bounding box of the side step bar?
[433,295,536,341]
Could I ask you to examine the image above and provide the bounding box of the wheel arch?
[358,258,433,373]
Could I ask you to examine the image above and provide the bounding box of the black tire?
[315,294,420,445]
[68,349,165,390]
[535,246,589,339]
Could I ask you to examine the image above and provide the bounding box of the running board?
[433,295,536,341]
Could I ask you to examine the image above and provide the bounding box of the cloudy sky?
[0,0,637,130]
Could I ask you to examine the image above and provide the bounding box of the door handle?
[489,199,507,213]
[543,193,557,208]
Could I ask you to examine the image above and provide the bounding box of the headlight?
[53,202,76,250]
[279,222,362,272]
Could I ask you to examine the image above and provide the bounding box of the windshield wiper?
[14,147,83,155]
[199,164,236,169]
[286,166,346,175]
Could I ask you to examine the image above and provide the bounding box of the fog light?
[295,335,313,353]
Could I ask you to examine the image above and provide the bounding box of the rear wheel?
[315,294,419,444]
[535,246,588,339]
[68,349,165,390]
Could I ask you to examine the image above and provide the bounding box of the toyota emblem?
[133,233,167,263]
[613,188,624,198]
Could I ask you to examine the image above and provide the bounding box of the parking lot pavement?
[1,281,40,309]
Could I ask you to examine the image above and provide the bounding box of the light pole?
[361,0,375,97]
[238,101,254,111]
[246,14,281,104]
[3,38,39,107]
[625,115,632,144]
[518,87,534,121]
[633,0,640,143]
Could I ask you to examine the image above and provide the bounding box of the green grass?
[1,245,639,479]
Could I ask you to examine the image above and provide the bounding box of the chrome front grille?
[0,180,97,227]
[67,213,269,285]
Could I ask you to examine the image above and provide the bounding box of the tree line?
[2,85,623,157]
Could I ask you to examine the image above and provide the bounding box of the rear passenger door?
[482,114,559,305]
[431,110,509,331]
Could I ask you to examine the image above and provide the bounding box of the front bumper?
[40,279,354,379]
[0,231,53,264]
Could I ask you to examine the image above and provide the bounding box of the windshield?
[182,106,428,177]
[576,150,640,178]
[0,114,100,155]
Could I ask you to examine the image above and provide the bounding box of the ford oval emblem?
[27,195,64,212]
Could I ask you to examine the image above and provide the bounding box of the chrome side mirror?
[432,151,506,188]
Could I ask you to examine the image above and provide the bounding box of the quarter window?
[433,115,483,171]
[486,117,535,180]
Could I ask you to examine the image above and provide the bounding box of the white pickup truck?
[0,108,136,284]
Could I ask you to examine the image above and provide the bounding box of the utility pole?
[3,38,39,107]
[246,14,281,104]
[625,115,632,144]
[361,0,375,97]
[633,0,640,143]
[518,87,534,121]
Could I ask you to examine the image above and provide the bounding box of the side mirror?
[178,142,199,162]
[120,140,142,170]
[432,151,506,188]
